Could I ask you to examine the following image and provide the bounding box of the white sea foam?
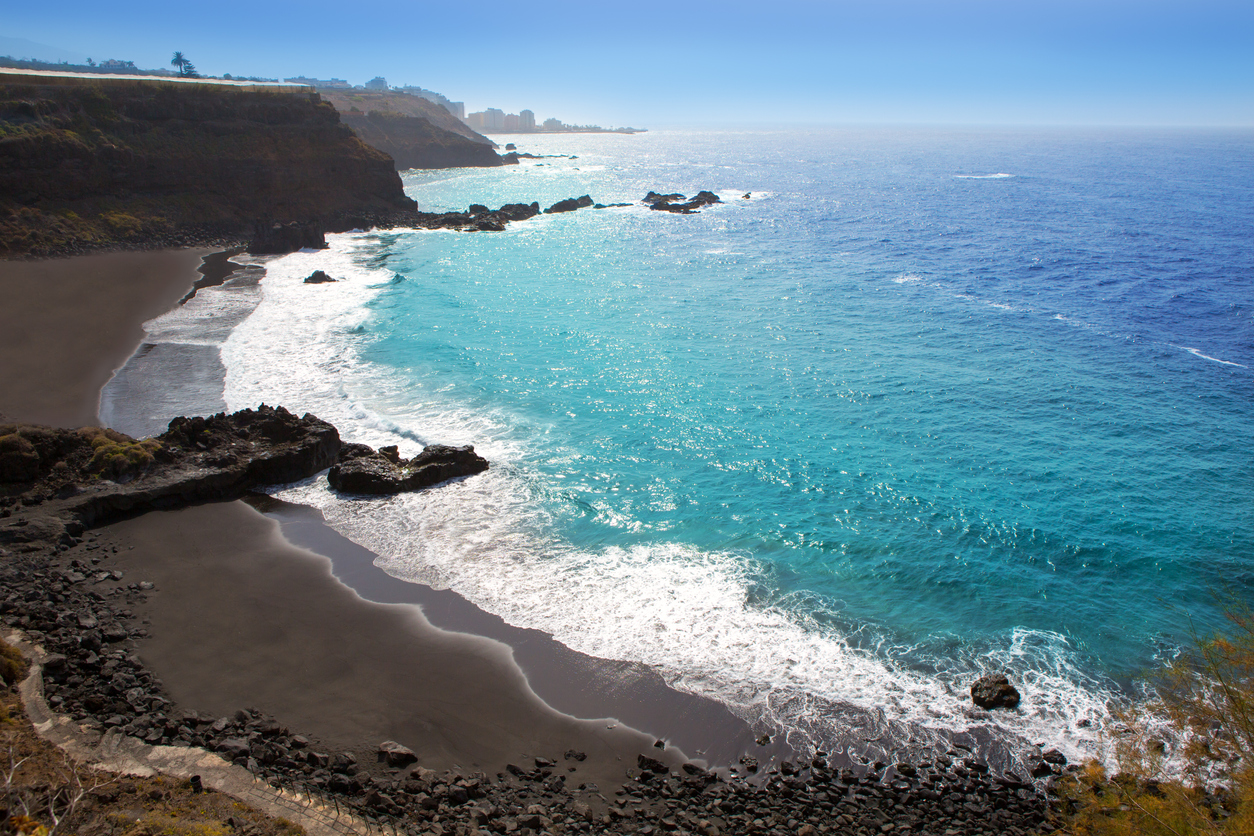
[1174,345,1248,368]
[216,232,1128,768]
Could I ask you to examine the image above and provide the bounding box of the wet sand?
[100,501,744,789]
[0,250,206,427]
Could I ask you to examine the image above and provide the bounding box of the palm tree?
[171,51,188,76]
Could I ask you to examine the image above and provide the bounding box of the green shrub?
[77,427,162,480]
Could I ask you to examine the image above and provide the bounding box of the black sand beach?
[0,248,1057,836]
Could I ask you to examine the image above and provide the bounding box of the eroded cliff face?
[340,110,506,170]
[316,88,495,147]
[0,82,416,257]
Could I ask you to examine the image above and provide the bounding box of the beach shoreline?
[0,246,1058,835]
[0,250,208,427]
[0,247,778,778]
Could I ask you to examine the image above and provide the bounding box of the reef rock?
[970,673,1021,710]
[328,443,488,495]
[543,195,594,214]
[644,190,723,214]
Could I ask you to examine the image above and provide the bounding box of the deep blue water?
[218,127,1254,761]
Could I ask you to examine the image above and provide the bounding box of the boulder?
[637,754,667,774]
[248,220,328,255]
[970,673,1021,710]
[304,270,336,284]
[378,740,418,768]
[647,189,723,214]
[328,443,488,495]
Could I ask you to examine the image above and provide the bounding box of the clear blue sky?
[3,0,1251,127]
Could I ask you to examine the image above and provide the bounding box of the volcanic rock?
[304,270,337,284]
[971,673,1021,710]
[327,443,488,495]
[543,195,594,214]
[378,740,418,768]
[644,190,723,214]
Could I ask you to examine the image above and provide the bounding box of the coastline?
[0,250,207,427]
[0,246,1058,834]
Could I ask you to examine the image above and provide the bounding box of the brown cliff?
[316,88,494,146]
[341,110,506,170]
[0,81,416,257]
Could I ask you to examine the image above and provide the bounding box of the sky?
[2,0,1252,127]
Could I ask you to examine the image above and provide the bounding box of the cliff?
[341,110,506,170]
[316,88,493,146]
[0,81,416,257]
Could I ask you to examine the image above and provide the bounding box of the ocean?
[111,126,1254,767]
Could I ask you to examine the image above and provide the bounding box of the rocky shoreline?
[0,406,1066,836]
[7,187,734,260]
[1,552,1056,836]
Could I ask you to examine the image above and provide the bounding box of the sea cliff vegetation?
[1061,603,1254,835]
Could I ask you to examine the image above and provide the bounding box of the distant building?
[467,108,512,130]
[504,113,519,130]
[365,76,388,90]
[100,59,135,69]
[519,109,535,130]
[542,117,564,130]
[444,101,465,119]
[284,76,351,88]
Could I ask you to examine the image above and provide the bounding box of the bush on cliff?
[1062,602,1254,835]
[0,636,25,690]
[77,427,162,480]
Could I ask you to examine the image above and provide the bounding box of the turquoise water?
[219,127,1254,761]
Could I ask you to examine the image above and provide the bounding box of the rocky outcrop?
[643,190,722,214]
[0,406,340,543]
[970,673,1021,710]
[249,221,329,255]
[0,82,415,257]
[340,111,507,171]
[0,406,494,549]
[544,195,594,214]
[328,443,488,495]
[303,270,337,284]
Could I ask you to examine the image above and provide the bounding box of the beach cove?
[0,246,1054,836]
[3,124,1253,836]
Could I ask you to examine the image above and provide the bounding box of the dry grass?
[1060,602,1254,836]
[0,647,303,836]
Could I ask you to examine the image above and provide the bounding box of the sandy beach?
[0,247,776,787]
[0,250,206,427]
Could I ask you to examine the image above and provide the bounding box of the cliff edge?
[341,110,506,170]
[0,81,416,257]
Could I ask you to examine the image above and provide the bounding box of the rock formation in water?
[328,442,488,495]
[0,406,489,550]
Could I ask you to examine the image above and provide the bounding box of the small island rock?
[328,443,488,495]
